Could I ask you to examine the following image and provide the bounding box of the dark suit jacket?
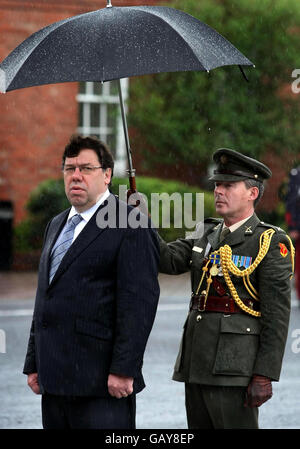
[23,194,160,397]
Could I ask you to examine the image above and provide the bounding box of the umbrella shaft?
[117,79,134,173]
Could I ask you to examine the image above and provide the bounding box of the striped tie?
[49,214,83,283]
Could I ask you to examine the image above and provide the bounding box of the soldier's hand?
[27,372,41,395]
[244,375,272,407]
[108,373,134,399]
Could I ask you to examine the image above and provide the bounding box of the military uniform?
[159,149,294,429]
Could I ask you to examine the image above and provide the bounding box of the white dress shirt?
[66,188,111,243]
[222,214,253,234]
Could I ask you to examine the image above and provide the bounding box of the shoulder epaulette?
[204,217,222,230]
[258,221,286,234]
[191,217,221,237]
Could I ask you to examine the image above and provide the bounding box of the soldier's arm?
[253,230,293,381]
[158,219,219,275]
[158,233,194,275]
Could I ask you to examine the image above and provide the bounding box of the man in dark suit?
[159,148,294,429]
[23,134,160,429]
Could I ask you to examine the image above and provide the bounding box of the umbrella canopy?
[0,2,254,194]
[0,4,253,93]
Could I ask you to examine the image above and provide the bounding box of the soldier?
[285,165,300,303]
[159,148,294,429]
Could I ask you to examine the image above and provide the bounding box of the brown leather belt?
[189,294,259,314]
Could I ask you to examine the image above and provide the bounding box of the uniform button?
[246,328,251,332]
[196,314,202,322]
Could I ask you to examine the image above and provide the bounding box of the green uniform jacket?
[159,214,293,386]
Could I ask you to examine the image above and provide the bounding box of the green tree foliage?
[14,179,69,251]
[129,0,300,168]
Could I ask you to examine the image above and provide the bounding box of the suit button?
[42,321,48,329]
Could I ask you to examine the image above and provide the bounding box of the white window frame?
[76,79,128,176]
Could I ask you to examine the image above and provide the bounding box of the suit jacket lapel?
[42,209,69,286]
[48,198,112,288]
[44,210,70,256]
[207,222,222,250]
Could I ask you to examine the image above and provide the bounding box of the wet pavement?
[0,271,299,429]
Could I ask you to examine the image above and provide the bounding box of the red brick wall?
[0,0,162,224]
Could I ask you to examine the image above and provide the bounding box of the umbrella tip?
[0,69,7,93]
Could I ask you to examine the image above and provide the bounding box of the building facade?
[0,0,162,225]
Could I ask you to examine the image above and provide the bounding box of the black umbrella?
[0,0,253,193]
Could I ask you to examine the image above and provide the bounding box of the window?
[77,79,128,176]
